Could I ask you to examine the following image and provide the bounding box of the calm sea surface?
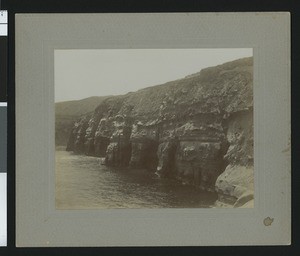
[56,150,217,209]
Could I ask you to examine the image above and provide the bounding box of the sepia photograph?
[55,48,254,209]
[16,12,290,247]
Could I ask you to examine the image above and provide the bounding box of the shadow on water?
[55,150,217,209]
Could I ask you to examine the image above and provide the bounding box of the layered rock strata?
[65,57,254,207]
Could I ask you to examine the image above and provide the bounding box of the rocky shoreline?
[61,57,254,207]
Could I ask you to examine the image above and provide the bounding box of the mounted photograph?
[55,48,254,209]
[16,12,290,247]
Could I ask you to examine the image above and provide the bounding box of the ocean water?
[55,150,217,209]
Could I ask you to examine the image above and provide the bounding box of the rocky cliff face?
[65,57,254,207]
[55,96,110,146]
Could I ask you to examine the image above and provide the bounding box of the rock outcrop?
[215,110,254,207]
[64,57,254,207]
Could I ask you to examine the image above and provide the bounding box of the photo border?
[15,13,290,247]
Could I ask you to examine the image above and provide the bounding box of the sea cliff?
[63,57,254,207]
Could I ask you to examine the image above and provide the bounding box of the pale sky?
[55,48,252,103]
